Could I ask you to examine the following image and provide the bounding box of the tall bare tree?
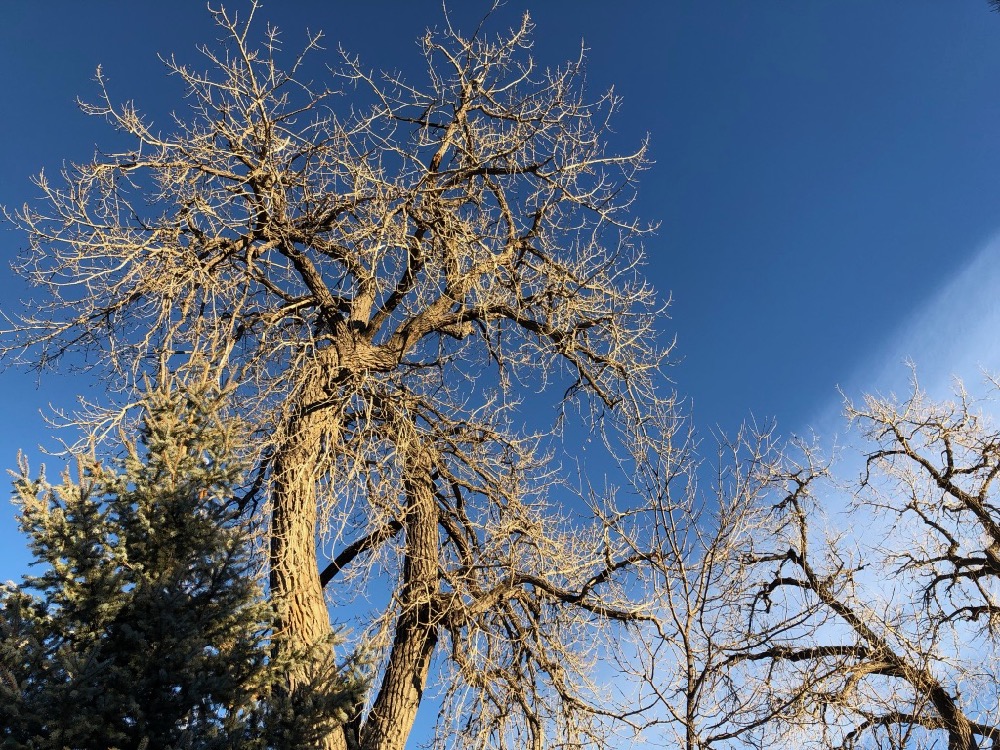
[4,5,680,749]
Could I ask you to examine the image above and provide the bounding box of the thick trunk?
[360,437,439,750]
[927,684,979,750]
[270,363,346,750]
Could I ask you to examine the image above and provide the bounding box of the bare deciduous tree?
[612,422,780,750]
[3,5,684,749]
[736,380,1000,750]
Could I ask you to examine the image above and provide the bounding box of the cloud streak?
[806,230,1000,442]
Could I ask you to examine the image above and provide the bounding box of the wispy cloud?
[807,230,1000,442]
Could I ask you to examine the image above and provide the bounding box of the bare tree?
[735,380,1000,750]
[614,421,794,750]
[3,5,681,749]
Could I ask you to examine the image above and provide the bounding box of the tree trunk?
[270,359,346,750]
[360,435,439,750]
[927,684,979,750]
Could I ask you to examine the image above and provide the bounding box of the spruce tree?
[0,375,362,749]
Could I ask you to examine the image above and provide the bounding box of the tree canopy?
[4,5,674,749]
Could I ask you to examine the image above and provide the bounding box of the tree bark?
[360,434,440,750]
[270,356,346,750]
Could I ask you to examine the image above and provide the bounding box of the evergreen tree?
[0,375,363,749]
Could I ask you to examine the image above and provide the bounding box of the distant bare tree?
[3,4,682,749]
[632,423,799,750]
[736,380,1000,750]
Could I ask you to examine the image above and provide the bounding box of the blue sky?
[2,0,1000,697]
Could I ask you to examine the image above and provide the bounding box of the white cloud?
[807,230,1000,443]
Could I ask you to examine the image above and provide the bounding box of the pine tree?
[0,375,363,749]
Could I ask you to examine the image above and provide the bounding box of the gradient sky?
[1,1,1000,734]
